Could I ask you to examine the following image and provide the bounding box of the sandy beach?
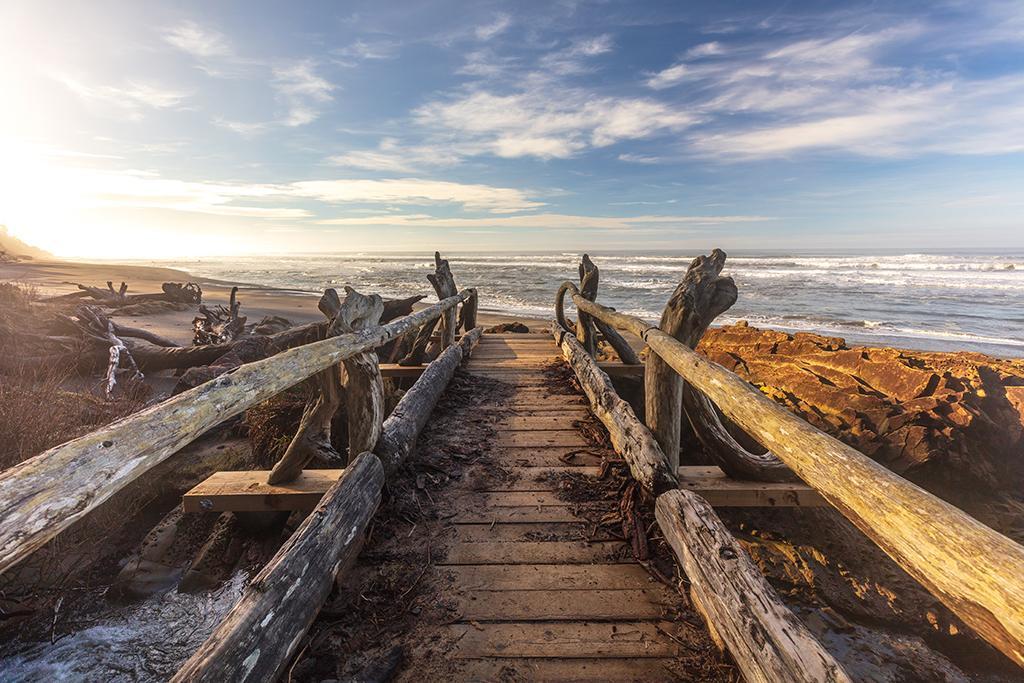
[0,258,552,346]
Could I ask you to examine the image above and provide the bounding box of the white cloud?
[56,75,190,119]
[645,63,688,90]
[290,178,544,213]
[214,118,269,137]
[272,60,335,126]
[335,39,401,62]
[539,34,614,75]
[317,212,774,229]
[416,88,693,160]
[164,21,231,58]
[475,14,511,41]
[686,42,725,58]
[328,138,464,172]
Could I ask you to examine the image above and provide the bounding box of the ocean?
[152,251,1024,358]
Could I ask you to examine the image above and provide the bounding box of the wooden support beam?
[381,361,643,379]
[677,466,824,507]
[656,489,851,682]
[183,465,823,513]
[0,291,469,576]
[173,452,383,682]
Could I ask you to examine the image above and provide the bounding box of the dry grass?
[0,364,150,471]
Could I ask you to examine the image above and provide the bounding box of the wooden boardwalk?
[388,332,708,681]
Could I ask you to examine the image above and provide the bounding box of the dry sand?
[0,259,552,345]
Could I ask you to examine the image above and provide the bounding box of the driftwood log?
[43,281,202,306]
[173,451,384,683]
[655,490,850,682]
[458,287,478,333]
[194,286,245,345]
[644,250,737,471]
[56,306,144,397]
[428,252,458,349]
[398,315,439,367]
[552,322,676,495]
[556,256,639,365]
[0,291,470,575]
[569,293,1024,668]
[267,287,385,484]
[332,288,385,459]
[376,327,483,475]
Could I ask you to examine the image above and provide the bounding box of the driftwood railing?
[556,251,1024,671]
[0,288,474,576]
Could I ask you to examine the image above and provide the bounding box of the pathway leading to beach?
[318,332,730,682]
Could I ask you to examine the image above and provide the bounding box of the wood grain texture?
[656,490,850,683]
[173,452,384,683]
[552,322,677,495]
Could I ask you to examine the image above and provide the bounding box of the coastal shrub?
[0,280,37,308]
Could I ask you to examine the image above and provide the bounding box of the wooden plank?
[182,469,343,512]
[495,447,611,467]
[444,563,657,591]
[455,588,672,620]
[456,658,684,682]
[378,363,427,378]
[448,622,688,658]
[491,415,596,430]
[476,491,576,507]
[444,541,627,564]
[454,522,588,542]
[493,431,590,448]
[678,465,826,507]
[453,506,584,523]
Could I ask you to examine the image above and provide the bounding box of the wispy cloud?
[416,88,693,160]
[163,21,231,59]
[333,39,401,64]
[316,212,774,229]
[539,34,614,75]
[272,60,335,126]
[55,75,190,119]
[290,178,544,213]
[475,14,512,41]
[328,137,462,173]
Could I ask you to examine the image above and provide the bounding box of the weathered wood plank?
[456,657,684,682]
[172,452,384,683]
[445,540,627,565]
[448,622,689,658]
[656,489,850,683]
[443,563,656,591]
[455,588,672,620]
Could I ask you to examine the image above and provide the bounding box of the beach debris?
[42,280,202,307]
[57,305,144,398]
[193,286,245,345]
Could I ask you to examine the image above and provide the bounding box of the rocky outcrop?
[698,323,1024,509]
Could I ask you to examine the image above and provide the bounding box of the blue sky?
[1,0,1022,257]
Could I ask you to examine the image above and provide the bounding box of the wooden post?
[645,250,737,471]
[576,254,599,355]
[459,287,478,333]
[656,490,851,683]
[0,291,469,576]
[268,287,385,484]
[552,323,676,495]
[329,287,386,459]
[428,251,458,349]
[376,327,482,475]
[173,452,384,683]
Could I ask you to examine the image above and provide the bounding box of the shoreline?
[3,257,1021,358]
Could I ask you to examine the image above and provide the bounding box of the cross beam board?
[378,362,643,378]
[183,465,823,513]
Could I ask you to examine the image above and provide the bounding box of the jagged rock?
[699,324,1024,502]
